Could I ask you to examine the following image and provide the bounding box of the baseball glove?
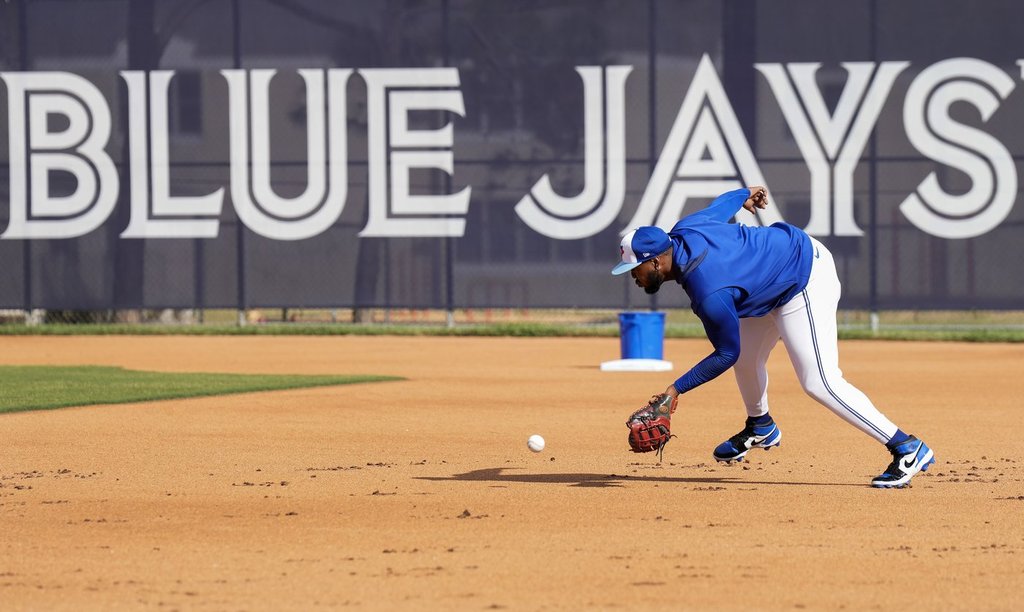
[626,393,678,458]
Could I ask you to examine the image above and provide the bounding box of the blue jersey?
[670,188,813,394]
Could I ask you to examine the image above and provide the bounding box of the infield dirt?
[1,335,1022,610]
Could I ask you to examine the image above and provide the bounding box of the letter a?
[626,54,780,232]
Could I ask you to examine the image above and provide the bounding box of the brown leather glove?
[626,393,678,458]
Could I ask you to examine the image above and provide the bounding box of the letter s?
[900,58,1016,239]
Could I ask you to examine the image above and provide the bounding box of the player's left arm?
[662,288,742,399]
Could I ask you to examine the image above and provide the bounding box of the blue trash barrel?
[618,311,666,360]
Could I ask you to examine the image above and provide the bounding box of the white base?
[600,358,674,372]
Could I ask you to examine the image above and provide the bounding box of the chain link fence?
[5,307,1024,335]
[4,1,1024,325]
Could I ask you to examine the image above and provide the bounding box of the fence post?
[231,0,247,326]
[17,0,33,322]
[868,0,879,335]
[442,0,456,328]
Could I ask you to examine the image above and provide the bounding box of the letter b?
[1,72,118,239]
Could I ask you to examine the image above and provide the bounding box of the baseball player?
[615,186,934,488]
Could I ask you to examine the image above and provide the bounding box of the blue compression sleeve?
[686,188,750,224]
[673,288,743,394]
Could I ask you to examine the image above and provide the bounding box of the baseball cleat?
[713,418,782,463]
[871,435,935,489]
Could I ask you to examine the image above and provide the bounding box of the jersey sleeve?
[672,287,743,394]
[685,188,750,224]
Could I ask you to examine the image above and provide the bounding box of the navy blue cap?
[611,226,671,275]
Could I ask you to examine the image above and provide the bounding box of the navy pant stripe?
[801,290,888,439]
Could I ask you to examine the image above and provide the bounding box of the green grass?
[836,328,1024,342]
[0,366,402,415]
[0,322,623,337]
[0,322,1022,342]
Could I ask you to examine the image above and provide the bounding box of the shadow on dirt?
[415,467,859,488]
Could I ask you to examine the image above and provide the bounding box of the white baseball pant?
[732,237,898,444]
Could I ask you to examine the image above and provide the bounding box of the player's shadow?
[416,467,859,488]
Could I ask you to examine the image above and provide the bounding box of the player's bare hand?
[743,186,769,213]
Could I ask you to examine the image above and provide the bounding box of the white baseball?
[527,434,545,453]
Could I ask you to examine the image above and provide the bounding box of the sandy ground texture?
[1,335,1023,611]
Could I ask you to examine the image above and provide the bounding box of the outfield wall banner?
[1,0,1023,310]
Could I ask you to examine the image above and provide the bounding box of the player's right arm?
[742,186,769,213]
[686,187,765,224]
